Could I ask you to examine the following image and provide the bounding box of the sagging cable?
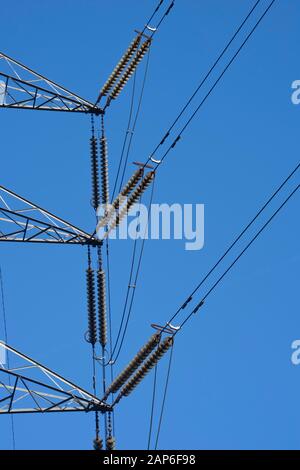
[114,336,173,404]
[104,332,160,399]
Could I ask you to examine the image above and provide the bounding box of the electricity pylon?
[0,4,174,449]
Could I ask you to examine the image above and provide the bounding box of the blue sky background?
[0,0,299,450]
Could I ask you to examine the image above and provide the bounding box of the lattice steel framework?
[0,51,101,114]
[0,342,111,414]
[0,185,100,245]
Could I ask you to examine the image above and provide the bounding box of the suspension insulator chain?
[100,116,110,207]
[97,269,107,348]
[86,265,97,345]
[115,336,173,404]
[93,410,103,450]
[110,38,152,101]
[104,332,160,399]
[106,406,116,450]
[106,435,116,451]
[98,33,142,99]
[90,115,100,210]
[107,411,115,446]
[93,436,104,451]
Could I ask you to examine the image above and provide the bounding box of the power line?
[0,0,288,451]
[147,340,174,450]
[108,177,156,365]
[108,50,152,396]
[106,0,278,358]
[177,183,300,333]
[154,1,175,30]
[144,0,165,31]
[151,183,299,449]
[102,0,277,446]
[141,0,175,38]
[95,0,174,107]
[147,363,158,450]
[166,161,300,328]
[148,0,262,159]
[106,1,277,429]
[111,71,137,202]
[111,0,173,199]
[146,0,277,169]
[96,4,176,445]
[154,343,174,450]
[114,178,156,363]
[111,39,151,201]
[110,223,141,362]
[118,48,152,193]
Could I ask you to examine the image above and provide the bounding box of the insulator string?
[90,114,100,210]
[113,337,173,405]
[104,333,160,399]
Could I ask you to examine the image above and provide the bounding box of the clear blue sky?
[0,0,299,450]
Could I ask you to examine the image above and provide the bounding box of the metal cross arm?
[0,342,112,414]
[0,51,102,115]
[0,185,100,245]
